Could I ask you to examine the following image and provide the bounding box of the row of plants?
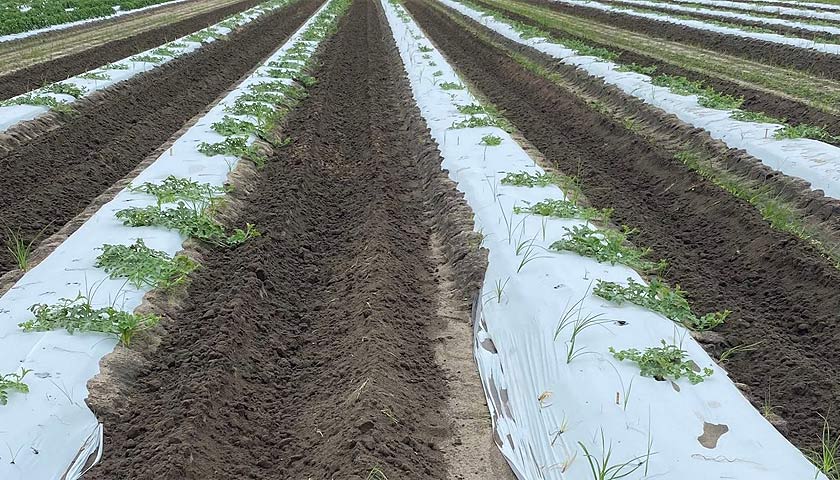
[439,0,840,271]
[642,0,840,28]
[0,0,352,407]
[457,0,840,144]
[0,0,176,36]
[0,0,291,117]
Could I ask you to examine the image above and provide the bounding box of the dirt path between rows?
[85,0,508,478]
[0,0,266,100]
[408,0,840,451]
[471,0,840,140]
[0,0,323,280]
[528,0,840,80]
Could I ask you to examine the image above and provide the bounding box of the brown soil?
[86,0,503,478]
[406,0,840,451]
[471,0,840,140]
[598,0,840,43]
[0,0,324,279]
[525,0,840,83]
[0,0,266,100]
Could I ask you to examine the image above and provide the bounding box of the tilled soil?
[0,0,323,279]
[86,0,493,478]
[596,0,840,44]
[470,0,840,140]
[0,0,266,100]
[528,0,840,81]
[406,0,840,451]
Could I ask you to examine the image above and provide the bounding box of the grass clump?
[514,198,609,221]
[96,239,197,290]
[198,137,267,168]
[130,176,227,206]
[0,369,30,406]
[116,203,260,247]
[595,277,729,331]
[550,224,666,273]
[21,294,160,346]
[809,415,840,480]
[610,340,713,384]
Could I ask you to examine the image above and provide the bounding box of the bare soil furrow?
[409,0,840,450]
[0,0,324,279]
[0,0,266,100]
[85,0,493,478]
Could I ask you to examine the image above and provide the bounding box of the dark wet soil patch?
[0,0,323,278]
[86,0,482,477]
[407,0,840,451]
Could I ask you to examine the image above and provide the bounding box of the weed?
[481,134,502,146]
[39,82,86,98]
[367,467,388,480]
[198,137,267,168]
[439,81,464,90]
[514,198,609,222]
[718,341,762,363]
[594,277,729,331]
[578,429,650,479]
[4,226,46,271]
[21,293,160,346]
[130,176,227,206]
[808,415,840,480]
[0,368,30,406]
[116,203,260,247]
[611,340,712,384]
[555,292,610,363]
[78,71,111,81]
[96,239,197,290]
[501,171,562,187]
[550,225,666,274]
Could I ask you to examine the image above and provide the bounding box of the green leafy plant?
[1,94,74,113]
[198,137,267,168]
[730,110,784,124]
[595,278,729,331]
[185,30,222,43]
[131,54,165,64]
[514,198,609,222]
[610,340,713,384]
[550,225,666,273]
[151,47,178,57]
[774,124,840,143]
[96,239,197,290]
[21,294,160,346]
[456,103,486,115]
[116,203,260,247]
[418,45,433,52]
[651,75,743,110]
[212,116,260,137]
[501,171,562,187]
[78,71,111,81]
[103,62,130,70]
[481,134,502,146]
[39,82,86,98]
[130,176,227,206]
[432,70,443,77]
[439,82,464,90]
[0,369,30,406]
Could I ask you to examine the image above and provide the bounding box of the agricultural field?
[0,0,839,477]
